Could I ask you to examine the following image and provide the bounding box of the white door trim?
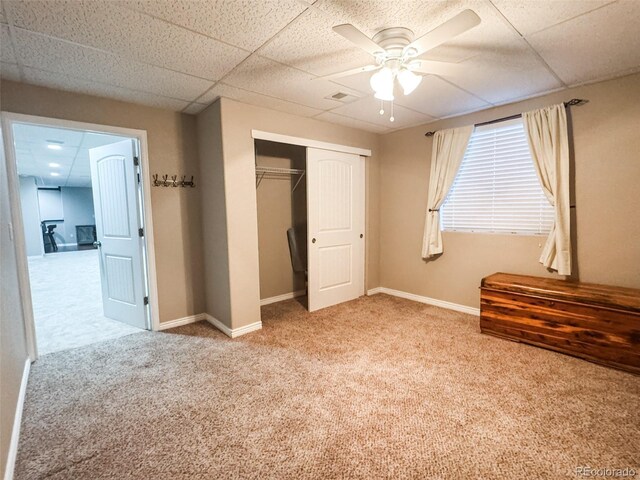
[251,129,372,157]
[1,112,161,361]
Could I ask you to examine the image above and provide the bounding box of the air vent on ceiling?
[325,91,360,104]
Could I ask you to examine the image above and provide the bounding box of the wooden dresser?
[480,273,640,374]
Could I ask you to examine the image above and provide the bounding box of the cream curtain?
[522,104,571,275]
[421,125,474,258]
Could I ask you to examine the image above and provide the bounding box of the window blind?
[441,119,554,235]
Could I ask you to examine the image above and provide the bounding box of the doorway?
[2,113,159,358]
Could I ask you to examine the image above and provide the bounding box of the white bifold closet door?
[89,139,147,329]
[307,147,365,312]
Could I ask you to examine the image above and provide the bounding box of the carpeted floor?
[15,294,640,479]
[28,250,141,355]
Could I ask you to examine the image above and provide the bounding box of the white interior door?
[89,139,147,329]
[307,147,365,312]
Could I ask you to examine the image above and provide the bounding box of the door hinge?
[138,227,144,237]
[133,156,139,166]
[144,296,149,305]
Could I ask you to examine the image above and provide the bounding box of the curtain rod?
[424,98,587,137]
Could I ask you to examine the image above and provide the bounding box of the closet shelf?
[255,165,305,192]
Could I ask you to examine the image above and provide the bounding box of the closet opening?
[255,140,308,309]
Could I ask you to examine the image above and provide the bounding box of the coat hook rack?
[152,173,196,188]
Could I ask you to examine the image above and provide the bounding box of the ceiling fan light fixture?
[397,68,422,95]
[370,67,394,94]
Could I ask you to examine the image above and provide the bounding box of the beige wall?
[198,97,380,329]
[0,81,204,323]
[196,101,232,324]
[379,73,640,309]
[255,140,307,300]
[0,124,29,478]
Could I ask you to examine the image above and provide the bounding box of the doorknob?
[93,241,102,248]
[312,238,316,243]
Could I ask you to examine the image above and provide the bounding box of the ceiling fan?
[322,9,481,122]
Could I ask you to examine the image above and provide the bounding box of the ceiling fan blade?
[333,24,384,56]
[409,60,464,77]
[405,9,481,57]
[314,64,381,81]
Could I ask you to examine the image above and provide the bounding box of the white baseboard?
[4,359,30,480]
[204,314,262,338]
[260,290,306,306]
[367,287,480,316]
[157,313,205,331]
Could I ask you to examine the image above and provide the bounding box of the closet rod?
[255,165,305,192]
[424,98,587,137]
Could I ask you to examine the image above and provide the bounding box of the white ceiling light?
[397,68,422,95]
[48,162,61,167]
[50,172,60,177]
[370,67,393,94]
[47,144,62,150]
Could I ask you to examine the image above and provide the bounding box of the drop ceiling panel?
[259,8,374,77]
[452,50,562,105]
[15,30,212,101]
[526,1,640,86]
[22,66,192,112]
[13,123,85,147]
[315,111,390,134]
[329,95,435,129]
[393,75,489,118]
[198,82,323,118]
[491,0,615,36]
[1,24,15,62]
[0,61,20,81]
[420,1,539,65]
[223,55,359,110]
[123,0,308,52]
[7,0,247,81]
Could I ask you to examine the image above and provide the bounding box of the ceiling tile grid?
[524,0,640,86]
[14,29,213,101]
[328,95,435,130]
[22,66,192,112]
[196,82,324,118]
[6,0,249,81]
[257,7,374,77]
[120,0,309,52]
[221,54,362,111]
[1,0,639,134]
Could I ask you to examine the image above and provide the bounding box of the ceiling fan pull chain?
[379,99,384,115]
[390,100,395,122]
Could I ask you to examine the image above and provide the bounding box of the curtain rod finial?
[424,131,436,137]
[564,98,587,107]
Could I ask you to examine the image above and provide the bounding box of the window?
[441,119,554,235]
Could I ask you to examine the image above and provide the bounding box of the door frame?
[1,112,161,361]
